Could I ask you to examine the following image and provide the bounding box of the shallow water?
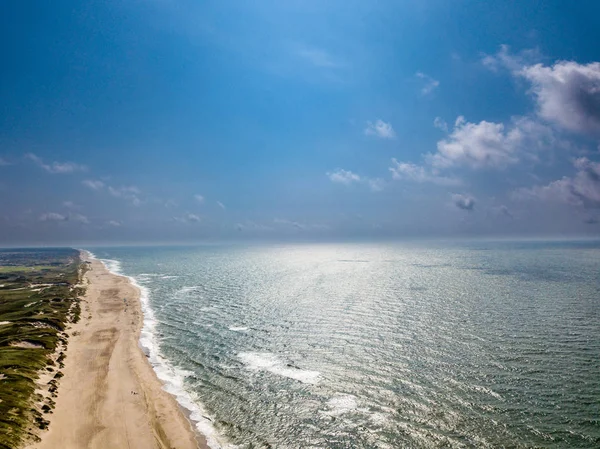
[89,241,600,448]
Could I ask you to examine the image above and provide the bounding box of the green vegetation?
[0,266,56,274]
[0,248,83,449]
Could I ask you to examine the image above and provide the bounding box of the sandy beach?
[28,252,205,449]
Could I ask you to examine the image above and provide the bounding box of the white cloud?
[389,159,461,186]
[429,116,553,169]
[364,119,396,139]
[82,179,105,190]
[108,186,141,206]
[185,213,201,223]
[296,46,339,68]
[63,201,77,209]
[274,218,330,231]
[416,72,440,95]
[495,205,513,219]
[433,117,448,132]
[235,221,273,232]
[367,178,385,192]
[26,153,86,174]
[69,213,89,224]
[519,61,600,134]
[107,220,121,227]
[194,194,205,203]
[452,193,476,211]
[0,157,11,166]
[108,185,140,197]
[274,218,304,229]
[483,46,600,136]
[327,169,361,185]
[39,212,66,222]
[481,44,541,73]
[514,157,600,208]
[216,201,226,210]
[327,169,385,192]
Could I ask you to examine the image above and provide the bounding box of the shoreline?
[28,251,206,449]
[98,254,224,449]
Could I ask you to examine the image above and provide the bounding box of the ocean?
[87,241,600,448]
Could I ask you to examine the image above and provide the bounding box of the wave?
[238,352,321,384]
[87,251,228,449]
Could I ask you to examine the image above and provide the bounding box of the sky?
[1,0,600,245]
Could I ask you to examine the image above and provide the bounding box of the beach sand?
[28,252,205,449]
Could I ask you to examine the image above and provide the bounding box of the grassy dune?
[0,248,83,449]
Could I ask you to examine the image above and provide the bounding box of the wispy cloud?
[194,194,205,203]
[295,46,340,68]
[173,213,202,224]
[416,72,440,95]
[328,168,385,192]
[63,201,78,209]
[327,168,361,185]
[433,117,448,132]
[108,186,142,206]
[185,213,201,223]
[235,221,273,232]
[273,218,330,231]
[216,201,226,210]
[389,159,461,186]
[40,211,89,224]
[83,179,142,205]
[367,178,385,192]
[481,44,541,73]
[365,119,396,139]
[107,220,121,227]
[39,212,67,222]
[82,179,105,190]
[26,153,87,174]
[69,213,89,224]
[0,157,11,166]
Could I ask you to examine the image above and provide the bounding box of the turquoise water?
[89,242,600,448]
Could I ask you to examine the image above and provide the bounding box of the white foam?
[91,252,228,449]
[101,258,122,275]
[238,352,321,384]
[178,286,201,294]
[472,384,503,400]
[322,394,358,416]
[85,250,97,259]
[229,326,249,332]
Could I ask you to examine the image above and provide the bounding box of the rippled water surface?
[90,242,600,448]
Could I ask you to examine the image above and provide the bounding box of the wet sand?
[28,252,206,449]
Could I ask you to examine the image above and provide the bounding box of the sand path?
[29,253,205,449]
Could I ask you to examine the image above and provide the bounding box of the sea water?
[87,241,600,448]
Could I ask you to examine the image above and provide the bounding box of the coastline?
[28,251,205,449]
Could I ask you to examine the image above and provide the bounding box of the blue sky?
[1,0,600,244]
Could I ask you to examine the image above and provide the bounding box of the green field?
[0,248,84,449]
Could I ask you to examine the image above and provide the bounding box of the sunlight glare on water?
[92,241,600,448]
